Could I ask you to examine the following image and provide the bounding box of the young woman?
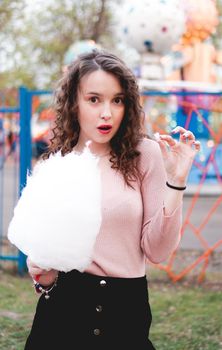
[24,49,200,349]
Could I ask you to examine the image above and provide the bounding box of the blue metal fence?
[141,89,222,187]
[0,87,51,274]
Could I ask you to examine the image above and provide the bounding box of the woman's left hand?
[155,126,201,186]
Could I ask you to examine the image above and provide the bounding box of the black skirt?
[24,270,156,349]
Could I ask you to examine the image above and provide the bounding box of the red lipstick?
[97,124,112,134]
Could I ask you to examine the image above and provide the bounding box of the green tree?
[0,0,26,88]
[212,0,222,49]
[0,0,118,89]
[0,0,25,30]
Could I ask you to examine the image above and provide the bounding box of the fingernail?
[154,132,160,141]
[35,274,41,282]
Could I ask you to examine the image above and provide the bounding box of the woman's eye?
[114,97,124,105]
[90,97,98,103]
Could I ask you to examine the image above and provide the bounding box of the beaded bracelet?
[166,181,186,191]
[33,275,58,300]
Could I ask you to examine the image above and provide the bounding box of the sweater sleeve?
[139,139,182,263]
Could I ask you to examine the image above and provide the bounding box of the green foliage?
[0,0,118,89]
[0,0,25,30]
[213,0,222,49]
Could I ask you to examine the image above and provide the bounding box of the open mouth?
[97,125,112,131]
[97,125,112,134]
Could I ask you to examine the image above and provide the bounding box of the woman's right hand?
[26,257,58,287]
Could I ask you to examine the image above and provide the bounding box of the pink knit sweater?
[85,138,182,278]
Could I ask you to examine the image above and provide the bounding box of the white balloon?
[118,0,186,55]
[63,40,101,66]
[114,42,141,74]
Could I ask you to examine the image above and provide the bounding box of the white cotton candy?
[7,144,102,272]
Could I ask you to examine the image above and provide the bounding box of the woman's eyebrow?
[85,92,125,96]
[114,92,125,96]
[85,92,101,96]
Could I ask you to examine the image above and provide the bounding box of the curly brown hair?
[44,49,146,186]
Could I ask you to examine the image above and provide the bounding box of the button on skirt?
[24,270,156,349]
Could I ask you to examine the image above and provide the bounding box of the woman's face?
[77,69,125,152]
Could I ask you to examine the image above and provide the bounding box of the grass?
[0,267,222,350]
[149,282,222,349]
[0,269,36,350]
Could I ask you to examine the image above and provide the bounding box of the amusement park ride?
[118,0,222,188]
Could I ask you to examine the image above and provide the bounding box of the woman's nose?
[100,114,111,121]
[100,106,112,121]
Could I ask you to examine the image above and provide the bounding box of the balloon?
[182,0,219,44]
[119,0,186,55]
[63,40,101,66]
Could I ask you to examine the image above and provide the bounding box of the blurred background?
[0,1,222,349]
[0,0,222,280]
[0,0,222,281]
